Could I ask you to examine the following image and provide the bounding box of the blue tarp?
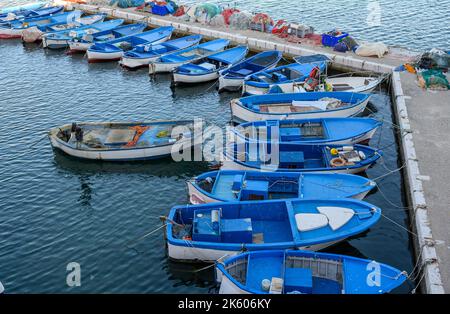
[110,0,144,8]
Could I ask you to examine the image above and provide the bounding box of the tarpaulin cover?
[110,0,145,8]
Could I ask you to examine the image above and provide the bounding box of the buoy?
[261,279,271,291]
[330,148,339,155]
[330,157,346,167]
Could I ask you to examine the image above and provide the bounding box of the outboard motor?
[75,126,83,142]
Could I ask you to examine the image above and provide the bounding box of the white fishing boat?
[86,26,173,63]
[48,120,198,161]
[148,39,229,74]
[230,92,371,123]
[171,46,248,85]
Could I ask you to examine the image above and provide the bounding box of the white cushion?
[199,62,216,70]
[317,207,354,231]
[295,213,328,232]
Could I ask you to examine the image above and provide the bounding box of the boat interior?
[173,201,294,245]
[172,199,369,245]
[198,171,302,201]
[256,66,306,84]
[224,251,344,294]
[226,54,280,78]
[56,122,193,149]
[238,121,327,142]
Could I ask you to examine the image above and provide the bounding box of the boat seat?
[234,68,253,76]
[295,213,328,232]
[198,62,216,70]
[292,100,330,111]
[317,207,354,231]
[284,267,313,294]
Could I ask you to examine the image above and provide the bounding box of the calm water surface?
[0,0,421,293]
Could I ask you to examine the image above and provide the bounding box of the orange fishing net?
[124,126,150,147]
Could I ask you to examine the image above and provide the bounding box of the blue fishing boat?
[218,50,283,92]
[0,6,66,38]
[230,91,371,123]
[0,2,46,15]
[216,250,407,294]
[222,142,381,174]
[68,22,147,53]
[172,45,249,85]
[187,170,376,204]
[166,198,381,261]
[86,26,174,63]
[233,118,381,145]
[242,54,329,95]
[148,38,230,74]
[0,5,62,23]
[120,34,203,69]
[42,19,125,49]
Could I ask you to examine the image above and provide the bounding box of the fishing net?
[194,3,222,24]
[250,13,274,32]
[110,0,145,8]
[22,27,43,43]
[417,49,449,71]
[418,69,449,90]
[209,14,226,27]
[229,11,252,30]
[222,8,239,25]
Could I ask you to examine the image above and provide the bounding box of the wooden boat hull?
[167,239,341,262]
[49,135,191,161]
[230,97,369,123]
[172,70,220,85]
[120,55,158,69]
[218,76,244,92]
[186,178,373,205]
[216,250,407,294]
[67,41,92,53]
[48,121,197,161]
[220,158,372,174]
[0,27,22,39]
[87,35,171,63]
[87,49,123,63]
[43,37,69,49]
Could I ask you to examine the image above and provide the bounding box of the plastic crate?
[151,5,170,16]
[321,32,348,47]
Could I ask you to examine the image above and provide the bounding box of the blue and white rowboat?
[0,1,46,15]
[87,26,174,63]
[67,22,147,53]
[216,250,407,294]
[0,5,62,24]
[42,19,124,49]
[230,92,371,123]
[222,142,382,174]
[233,118,381,145]
[0,8,73,39]
[187,170,376,204]
[48,120,197,161]
[242,57,327,96]
[218,50,282,92]
[166,198,381,261]
[172,45,249,85]
[148,38,230,74]
[120,34,203,69]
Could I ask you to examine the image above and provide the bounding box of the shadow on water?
[165,258,217,291]
[51,147,212,178]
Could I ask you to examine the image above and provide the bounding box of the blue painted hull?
[217,250,407,294]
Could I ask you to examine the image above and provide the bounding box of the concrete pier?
[57,1,447,293]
